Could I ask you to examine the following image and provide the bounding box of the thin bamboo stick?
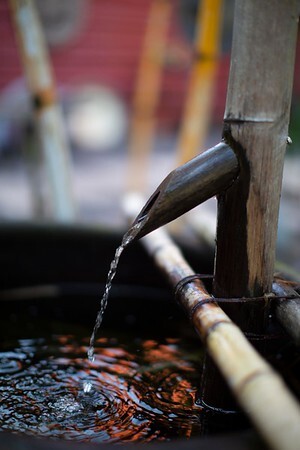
[177,0,223,164]
[140,226,300,450]
[9,0,76,221]
[22,122,45,218]
[127,0,171,194]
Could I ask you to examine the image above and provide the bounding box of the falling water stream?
[87,220,145,363]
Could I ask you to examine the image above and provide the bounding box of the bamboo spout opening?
[131,142,239,240]
[136,191,161,223]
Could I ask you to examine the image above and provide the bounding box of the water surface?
[0,333,203,443]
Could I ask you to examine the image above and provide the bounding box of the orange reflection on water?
[144,344,179,364]
[171,378,194,405]
[142,340,157,350]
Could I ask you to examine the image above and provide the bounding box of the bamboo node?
[32,88,57,111]
[175,274,300,307]
[235,369,275,397]
[174,274,300,325]
[189,298,218,321]
[174,273,213,300]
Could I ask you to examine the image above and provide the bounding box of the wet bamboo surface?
[140,227,300,450]
[9,0,76,221]
[177,0,223,164]
[127,0,171,193]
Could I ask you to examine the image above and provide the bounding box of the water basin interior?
[0,298,203,444]
[1,224,295,450]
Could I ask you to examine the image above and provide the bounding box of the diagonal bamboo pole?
[9,0,76,222]
[140,225,300,450]
[177,0,223,165]
[127,0,171,194]
[141,229,300,450]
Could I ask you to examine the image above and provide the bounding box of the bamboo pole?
[9,0,76,221]
[177,0,223,164]
[140,226,300,450]
[194,0,299,413]
[131,142,239,239]
[214,0,299,301]
[22,122,45,217]
[127,0,171,194]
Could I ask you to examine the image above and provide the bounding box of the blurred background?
[0,0,299,275]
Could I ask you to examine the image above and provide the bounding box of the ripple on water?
[0,335,203,442]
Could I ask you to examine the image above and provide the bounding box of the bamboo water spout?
[132,141,239,239]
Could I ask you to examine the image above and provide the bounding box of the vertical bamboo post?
[177,0,223,165]
[214,0,299,315]
[9,0,76,221]
[202,0,299,413]
[127,0,171,193]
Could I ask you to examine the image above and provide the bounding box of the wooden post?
[214,0,299,305]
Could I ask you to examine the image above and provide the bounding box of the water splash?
[0,334,202,442]
[87,220,145,363]
[83,381,93,394]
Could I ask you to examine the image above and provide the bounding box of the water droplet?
[87,348,95,362]
[83,381,93,394]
